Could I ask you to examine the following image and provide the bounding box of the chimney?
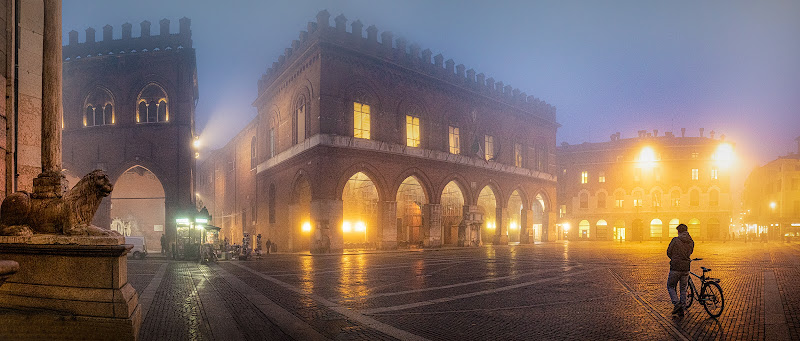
[334,14,347,32]
[433,54,443,68]
[316,10,331,28]
[681,128,686,137]
[366,25,378,42]
[351,20,363,38]
[445,59,455,74]
[710,130,716,139]
[653,129,658,137]
[699,128,704,137]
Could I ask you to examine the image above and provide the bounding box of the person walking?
[667,223,694,316]
[160,234,167,255]
[266,239,272,255]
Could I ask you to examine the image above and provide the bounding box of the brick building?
[742,137,800,240]
[61,18,198,252]
[1,0,46,199]
[197,10,559,252]
[557,129,734,241]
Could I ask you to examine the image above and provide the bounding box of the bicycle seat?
[701,267,711,272]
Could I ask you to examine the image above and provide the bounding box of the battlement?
[62,17,193,61]
[257,10,556,122]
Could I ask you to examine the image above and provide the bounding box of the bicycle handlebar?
[692,258,703,261]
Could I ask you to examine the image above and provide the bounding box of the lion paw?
[0,225,34,237]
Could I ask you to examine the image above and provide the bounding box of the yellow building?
[742,138,800,240]
[557,129,734,241]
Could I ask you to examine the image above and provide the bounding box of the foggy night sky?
[63,0,800,175]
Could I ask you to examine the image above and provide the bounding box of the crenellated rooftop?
[257,10,556,122]
[62,17,193,61]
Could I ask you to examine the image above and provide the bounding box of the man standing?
[667,223,694,315]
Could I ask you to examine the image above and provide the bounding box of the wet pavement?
[129,241,800,340]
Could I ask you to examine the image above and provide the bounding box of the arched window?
[690,189,700,207]
[633,191,643,207]
[85,105,95,126]
[579,192,589,209]
[268,184,276,224]
[158,100,167,122]
[615,190,625,208]
[137,83,168,123]
[652,191,662,207]
[709,189,719,206]
[104,104,114,125]
[294,97,306,144]
[671,190,681,207]
[83,88,114,127]
[579,220,590,238]
[138,102,148,123]
[148,101,157,122]
[597,192,606,209]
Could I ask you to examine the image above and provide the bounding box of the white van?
[125,236,147,259]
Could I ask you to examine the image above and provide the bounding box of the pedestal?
[0,235,140,340]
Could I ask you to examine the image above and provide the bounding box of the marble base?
[0,235,140,340]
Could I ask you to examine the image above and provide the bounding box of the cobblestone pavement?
[129,241,800,340]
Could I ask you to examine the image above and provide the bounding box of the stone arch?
[341,171,380,247]
[578,219,590,239]
[289,168,314,204]
[531,190,550,242]
[506,189,526,243]
[336,163,387,202]
[437,173,472,205]
[707,217,721,241]
[110,165,167,252]
[649,218,663,239]
[476,183,501,244]
[596,219,609,240]
[688,218,701,237]
[577,189,590,209]
[390,168,434,205]
[473,179,504,207]
[595,189,609,209]
[289,171,313,251]
[440,179,467,246]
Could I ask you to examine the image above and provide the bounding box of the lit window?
[84,88,114,127]
[137,83,168,123]
[711,167,718,180]
[559,204,566,218]
[671,190,681,207]
[581,171,588,184]
[615,192,624,208]
[406,115,420,147]
[353,102,371,139]
[485,135,494,161]
[691,152,699,159]
[448,126,460,154]
[598,171,606,183]
[633,192,643,207]
[692,168,699,180]
[514,143,523,167]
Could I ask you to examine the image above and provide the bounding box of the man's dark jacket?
[667,231,694,271]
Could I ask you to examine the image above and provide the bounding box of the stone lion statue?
[0,169,120,236]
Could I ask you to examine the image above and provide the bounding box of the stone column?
[425,204,442,247]
[378,201,397,249]
[310,199,343,252]
[32,0,67,199]
[521,208,532,244]
[494,206,508,245]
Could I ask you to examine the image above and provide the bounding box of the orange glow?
[342,221,352,233]
[713,143,735,168]
[638,146,657,168]
[302,221,312,232]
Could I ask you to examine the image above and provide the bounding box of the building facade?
[197,11,559,252]
[61,18,198,252]
[742,138,800,240]
[557,129,733,241]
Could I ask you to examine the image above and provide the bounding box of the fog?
[63,0,800,171]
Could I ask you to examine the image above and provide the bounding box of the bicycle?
[684,258,724,317]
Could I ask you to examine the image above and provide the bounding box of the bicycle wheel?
[685,278,695,308]
[701,282,724,317]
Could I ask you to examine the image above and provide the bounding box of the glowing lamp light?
[563,223,571,231]
[355,221,366,232]
[342,221,352,233]
[638,146,657,168]
[176,218,190,224]
[193,137,201,149]
[195,218,208,224]
[770,202,777,210]
[510,221,518,230]
[713,143,735,168]
[195,152,200,159]
[302,222,312,232]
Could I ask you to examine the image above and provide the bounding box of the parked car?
[126,236,147,259]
